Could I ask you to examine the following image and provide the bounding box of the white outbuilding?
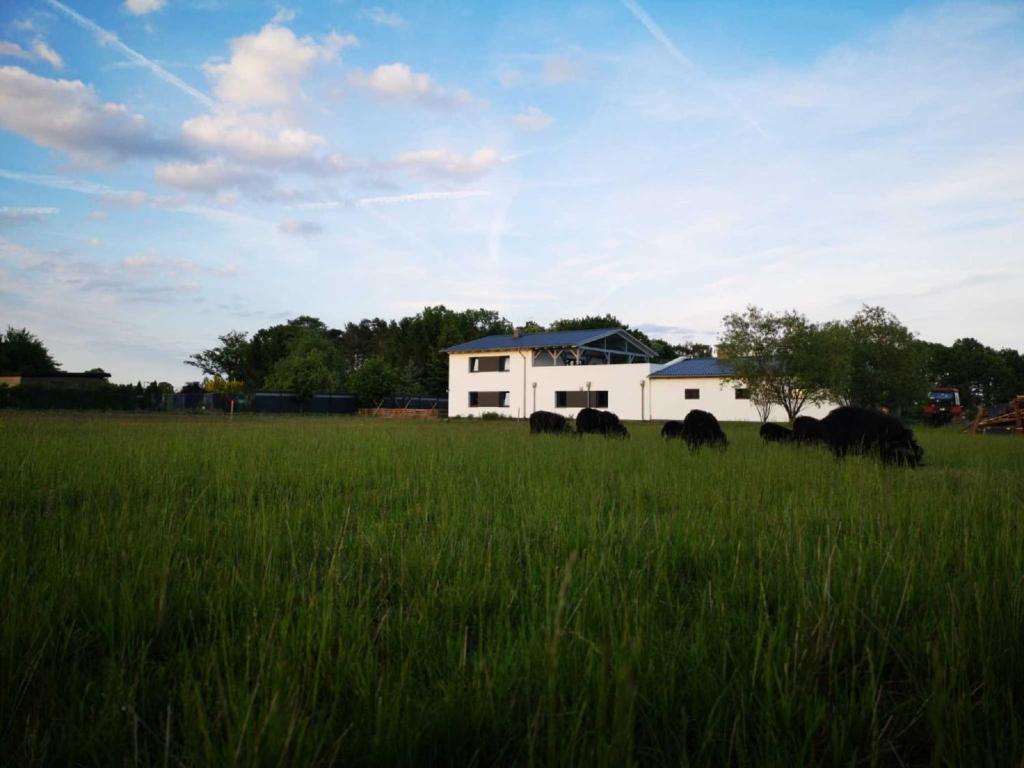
[445,327,836,422]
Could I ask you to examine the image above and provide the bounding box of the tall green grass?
[1,413,1022,766]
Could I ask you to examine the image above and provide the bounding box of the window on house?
[685,388,700,400]
[735,388,750,400]
[555,390,609,408]
[469,391,509,407]
[469,356,510,373]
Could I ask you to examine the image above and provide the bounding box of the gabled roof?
[650,357,733,378]
[445,328,655,356]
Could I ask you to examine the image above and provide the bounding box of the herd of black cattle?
[529,405,924,467]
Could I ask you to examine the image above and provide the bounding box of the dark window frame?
[469,391,510,408]
[734,388,750,400]
[555,390,609,408]
[469,355,510,373]
[684,388,700,400]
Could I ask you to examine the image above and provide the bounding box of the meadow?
[1,412,1022,766]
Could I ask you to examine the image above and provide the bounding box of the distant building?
[446,328,837,422]
[0,371,111,390]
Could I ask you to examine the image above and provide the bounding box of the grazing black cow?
[530,410,569,435]
[661,420,685,440]
[793,416,825,444]
[663,409,727,450]
[576,407,629,438]
[760,422,794,443]
[820,406,924,467]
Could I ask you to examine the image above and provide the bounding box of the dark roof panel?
[650,357,734,378]
[445,328,648,354]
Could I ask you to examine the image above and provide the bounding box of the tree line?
[184,307,712,403]
[718,305,1024,419]
[4,308,1022,417]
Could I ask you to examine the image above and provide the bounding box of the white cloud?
[32,41,63,69]
[0,206,58,223]
[204,23,354,106]
[513,106,553,131]
[181,113,323,163]
[359,7,405,28]
[0,66,175,161]
[497,67,523,88]
[0,39,63,69]
[271,7,296,24]
[348,62,471,108]
[396,147,502,179]
[278,219,323,236]
[154,158,267,193]
[542,55,583,84]
[124,0,167,16]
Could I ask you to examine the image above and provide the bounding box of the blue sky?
[1,0,1022,384]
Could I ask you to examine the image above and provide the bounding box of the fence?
[250,392,358,414]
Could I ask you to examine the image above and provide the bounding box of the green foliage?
[840,306,927,412]
[346,357,402,406]
[926,337,1024,409]
[202,376,245,395]
[2,415,1024,765]
[718,306,833,420]
[185,330,251,382]
[263,332,343,400]
[0,326,60,374]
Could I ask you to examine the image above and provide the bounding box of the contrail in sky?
[43,0,216,109]
[0,167,136,196]
[0,168,270,227]
[620,0,768,137]
[357,190,489,206]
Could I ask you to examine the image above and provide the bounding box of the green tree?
[840,306,927,412]
[347,357,402,407]
[185,331,252,383]
[0,327,60,374]
[717,307,833,420]
[926,337,1011,408]
[263,332,343,401]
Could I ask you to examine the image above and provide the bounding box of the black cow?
[820,406,924,467]
[663,410,727,450]
[661,420,684,440]
[793,416,825,444]
[760,422,794,443]
[576,407,629,438]
[530,410,569,435]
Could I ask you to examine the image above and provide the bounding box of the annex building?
[445,328,835,422]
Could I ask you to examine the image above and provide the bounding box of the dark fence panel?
[0,386,163,411]
[251,391,357,414]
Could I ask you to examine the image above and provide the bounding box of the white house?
[446,327,837,422]
[647,357,835,423]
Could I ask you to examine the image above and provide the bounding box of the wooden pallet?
[966,395,1024,435]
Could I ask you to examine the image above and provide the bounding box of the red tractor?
[923,387,962,426]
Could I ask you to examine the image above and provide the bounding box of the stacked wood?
[966,395,1024,435]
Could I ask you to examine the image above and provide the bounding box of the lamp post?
[640,380,645,421]
[532,381,537,413]
[586,381,592,408]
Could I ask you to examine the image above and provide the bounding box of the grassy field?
[1,412,1023,766]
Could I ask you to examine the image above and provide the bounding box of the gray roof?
[650,357,734,378]
[445,328,654,355]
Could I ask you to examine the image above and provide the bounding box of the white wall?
[447,351,655,420]
[649,377,836,422]
[447,352,839,422]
